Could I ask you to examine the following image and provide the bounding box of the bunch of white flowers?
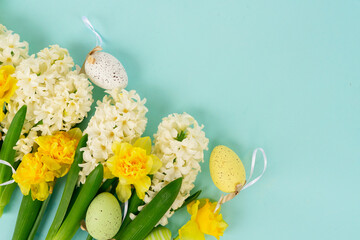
[141,112,209,226]
[79,88,148,184]
[0,24,28,67]
[1,45,94,161]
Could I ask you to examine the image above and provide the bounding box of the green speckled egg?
[85,192,122,240]
[145,226,172,240]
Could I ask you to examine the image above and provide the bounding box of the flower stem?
[27,195,51,240]
[12,193,43,240]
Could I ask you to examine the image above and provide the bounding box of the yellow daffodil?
[36,128,82,178]
[13,128,81,201]
[12,152,56,201]
[179,199,228,240]
[0,65,18,121]
[104,137,162,202]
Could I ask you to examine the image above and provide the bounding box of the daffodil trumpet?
[0,105,27,217]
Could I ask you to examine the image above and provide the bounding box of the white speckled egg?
[85,51,128,89]
[86,192,122,240]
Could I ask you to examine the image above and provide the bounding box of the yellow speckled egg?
[86,192,122,240]
[210,145,246,193]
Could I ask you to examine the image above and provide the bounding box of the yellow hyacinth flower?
[179,199,228,240]
[104,137,162,202]
[0,65,18,121]
[13,152,56,201]
[36,128,82,178]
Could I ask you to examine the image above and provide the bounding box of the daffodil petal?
[116,183,132,202]
[111,141,122,155]
[106,155,115,172]
[31,181,50,201]
[134,137,152,155]
[149,154,162,174]
[118,175,130,185]
[44,171,56,182]
[133,176,151,200]
[196,199,228,240]
[0,65,17,103]
[17,182,30,196]
[35,135,49,149]
[145,154,153,174]
[187,199,200,216]
[68,128,82,140]
[0,106,5,122]
[41,155,61,171]
[179,219,205,240]
[112,142,132,156]
[103,163,116,179]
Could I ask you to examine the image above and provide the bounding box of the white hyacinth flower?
[141,112,209,226]
[78,88,148,184]
[1,45,93,161]
[0,24,28,67]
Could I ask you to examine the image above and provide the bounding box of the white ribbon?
[82,16,103,47]
[123,200,128,221]
[0,160,16,186]
[242,147,267,190]
[214,147,267,212]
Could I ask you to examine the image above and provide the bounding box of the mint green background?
[1,0,360,239]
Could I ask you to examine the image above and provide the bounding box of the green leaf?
[12,193,43,240]
[175,130,187,142]
[177,190,202,211]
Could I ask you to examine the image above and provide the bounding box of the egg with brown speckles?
[85,51,128,89]
[210,145,246,193]
[85,192,122,240]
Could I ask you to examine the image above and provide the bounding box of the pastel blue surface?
[1,1,359,239]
